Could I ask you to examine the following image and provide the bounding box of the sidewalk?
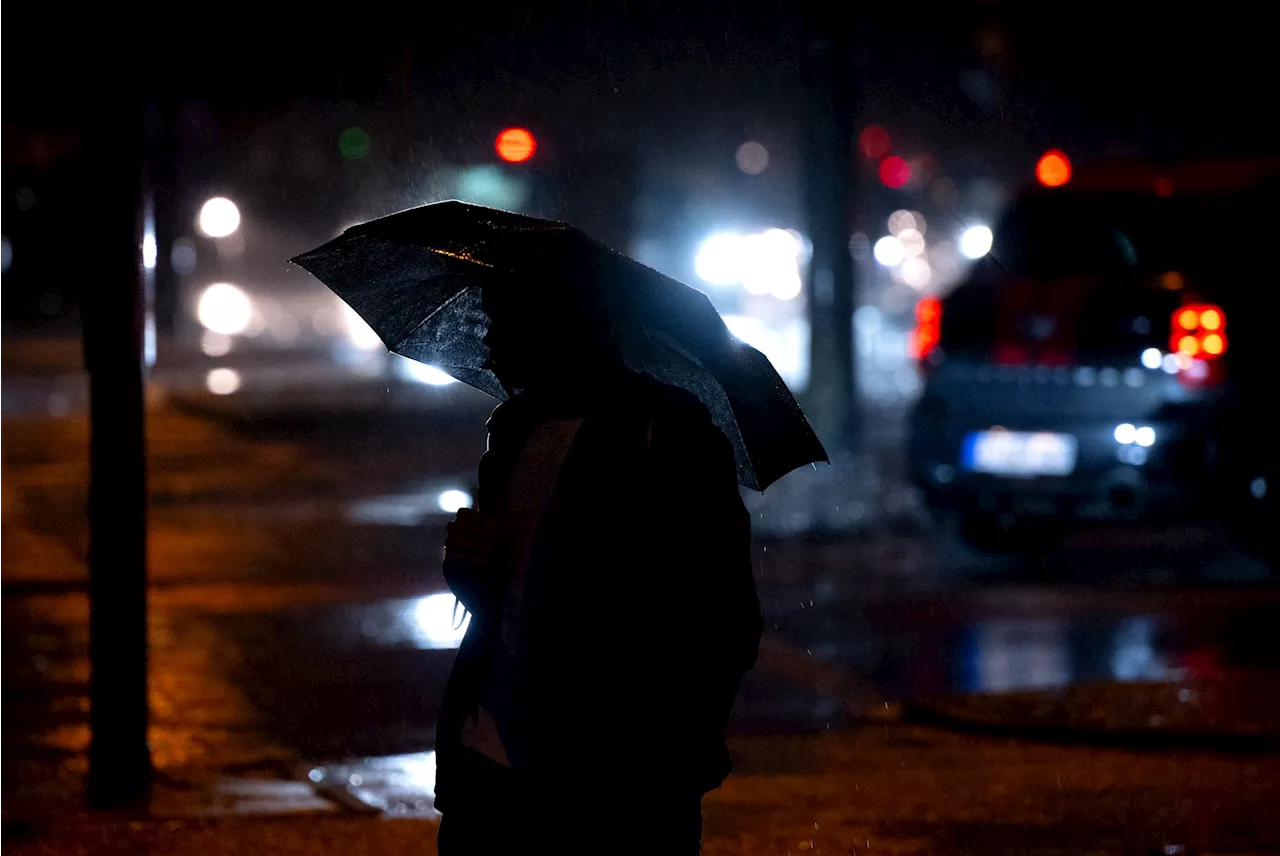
[5,719,1280,855]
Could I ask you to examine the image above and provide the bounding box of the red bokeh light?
[495,128,536,163]
[879,155,911,189]
[858,125,891,159]
[1035,149,1072,187]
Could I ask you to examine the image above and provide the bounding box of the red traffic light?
[878,155,911,189]
[496,128,536,163]
[1036,149,1071,187]
[858,125,891,159]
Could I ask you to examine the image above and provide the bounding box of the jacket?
[435,373,762,806]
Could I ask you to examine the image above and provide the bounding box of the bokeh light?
[735,140,769,175]
[197,283,253,335]
[397,359,459,386]
[171,239,198,274]
[897,228,926,258]
[695,234,745,286]
[198,197,240,238]
[437,489,473,513]
[695,230,804,299]
[887,210,917,236]
[959,225,994,259]
[412,593,471,649]
[339,127,372,160]
[901,257,932,289]
[341,303,384,350]
[873,235,905,267]
[858,125,892,159]
[879,156,911,189]
[205,368,241,396]
[1035,149,1072,187]
[495,128,536,163]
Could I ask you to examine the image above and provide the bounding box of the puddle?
[302,752,439,818]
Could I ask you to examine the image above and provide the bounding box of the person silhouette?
[433,279,762,855]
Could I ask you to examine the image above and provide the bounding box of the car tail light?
[911,296,942,360]
[1169,301,1226,386]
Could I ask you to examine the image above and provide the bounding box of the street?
[4,346,1279,852]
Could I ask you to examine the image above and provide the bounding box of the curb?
[902,698,1280,754]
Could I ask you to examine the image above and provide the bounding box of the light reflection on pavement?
[4,367,1279,830]
[303,752,440,818]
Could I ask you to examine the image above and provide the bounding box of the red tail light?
[911,296,942,360]
[1170,301,1226,385]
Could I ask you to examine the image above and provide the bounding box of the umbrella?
[291,201,827,491]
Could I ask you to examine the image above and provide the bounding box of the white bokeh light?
[887,209,917,236]
[873,235,905,267]
[341,303,384,350]
[722,314,808,388]
[437,489,473,513]
[695,234,745,286]
[901,257,932,289]
[1114,423,1137,444]
[198,197,241,238]
[897,228,926,258]
[769,273,803,301]
[1141,347,1163,369]
[142,232,158,269]
[735,140,770,175]
[959,225,994,259]
[197,283,253,335]
[412,593,471,649]
[1135,426,1156,447]
[205,368,241,396]
[398,360,458,386]
[742,229,803,299]
[697,229,804,299]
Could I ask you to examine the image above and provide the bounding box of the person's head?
[481,274,624,396]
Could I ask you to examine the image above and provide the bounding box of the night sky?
[6,2,1278,157]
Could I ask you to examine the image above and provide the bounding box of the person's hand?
[443,508,504,612]
[445,507,501,569]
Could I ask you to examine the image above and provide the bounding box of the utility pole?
[148,99,179,341]
[82,99,153,809]
[802,3,859,451]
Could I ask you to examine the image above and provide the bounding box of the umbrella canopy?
[292,201,827,490]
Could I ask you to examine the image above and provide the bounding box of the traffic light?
[495,128,536,163]
[1036,149,1071,187]
[878,155,911,189]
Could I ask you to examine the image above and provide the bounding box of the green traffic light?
[339,127,371,160]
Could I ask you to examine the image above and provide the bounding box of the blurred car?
[908,156,1280,551]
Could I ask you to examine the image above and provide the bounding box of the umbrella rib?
[389,281,474,351]
[429,249,495,267]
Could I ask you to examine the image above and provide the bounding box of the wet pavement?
[4,342,1279,850]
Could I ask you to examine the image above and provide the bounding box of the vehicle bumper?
[910,415,1218,522]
